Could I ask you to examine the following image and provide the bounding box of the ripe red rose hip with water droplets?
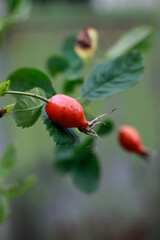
[118,125,149,157]
[45,94,115,138]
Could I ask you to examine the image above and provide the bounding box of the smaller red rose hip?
[118,125,149,158]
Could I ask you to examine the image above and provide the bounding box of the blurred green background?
[0,1,160,239]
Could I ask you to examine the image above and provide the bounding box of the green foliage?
[0,146,16,223]
[9,0,26,12]
[82,51,144,100]
[0,24,155,198]
[61,36,78,61]
[55,157,75,174]
[6,175,37,199]
[12,88,46,128]
[61,36,84,79]
[47,55,69,77]
[0,80,10,96]
[96,119,114,136]
[63,79,83,93]
[8,0,32,25]
[0,145,36,223]
[72,144,100,193]
[105,25,155,59]
[55,139,100,193]
[8,68,55,98]
[0,0,32,37]
[0,195,9,224]
[41,106,80,147]
[0,145,16,182]
[0,104,15,118]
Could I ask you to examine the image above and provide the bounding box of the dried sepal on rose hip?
[75,28,98,60]
[118,125,152,158]
[45,94,115,138]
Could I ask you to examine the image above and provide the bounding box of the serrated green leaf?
[63,79,83,93]
[8,68,55,98]
[6,175,37,199]
[0,103,15,118]
[47,55,69,77]
[41,106,80,147]
[0,145,16,182]
[96,119,114,136]
[105,25,155,59]
[12,88,46,128]
[0,195,9,223]
[0,80,10,96]
[61,36,84,79]
[82,51,144,100]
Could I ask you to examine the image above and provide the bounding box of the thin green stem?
[6,90,49,103]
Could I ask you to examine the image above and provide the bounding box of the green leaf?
[8,68,55,98]
[134,36,153,53]
[105,25,155,59]
[0,19,4,33]
[54,146,76,173]
[0,104,15,118]
[54,138,100,193]
[82,51,144,100]
[55,158,75,174]
[63,79,83,93]
[61,36,78,61]
[63,61,84,80]
[2,0,32,31]
[72,148,100,194]
[9,0,26,13]
[0,145,16,182]
[41,106,80,147]
[47,55,69,77]
[72,139,100,193]
[56,146,75,160]
[0,195,9,223]
[12,88,46,128]
[61,36,84,79]
[0,80,10,96]
[96,119,115,136]
[6,175,37,199]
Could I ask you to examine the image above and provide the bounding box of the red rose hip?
[118,125,148,157]
[45,94,88,130]
[45,94,115,138]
